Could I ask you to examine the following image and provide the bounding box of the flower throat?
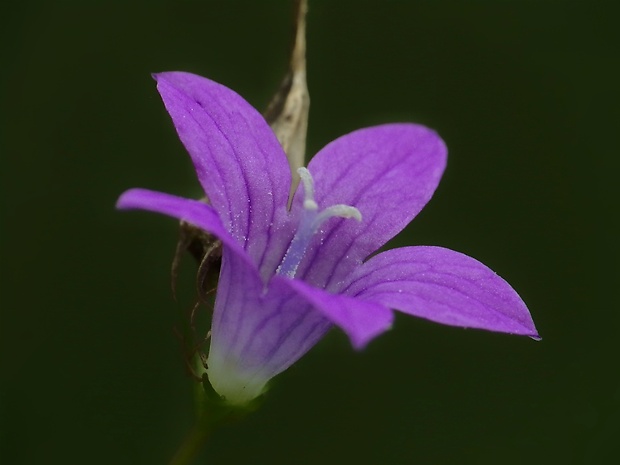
[276,168,362,279]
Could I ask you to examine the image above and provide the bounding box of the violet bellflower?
[117,72,539,406]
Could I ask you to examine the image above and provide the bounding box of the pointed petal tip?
[278,277,394,352]
[509,315,541,341]
[151,71,176,82]
[490,322,540,341]
[116,188,155,211]
[350,322,393,351]
[342,306,394,351]
[501,324,540,341]
[336,303,394,351]
[115,188,139,210]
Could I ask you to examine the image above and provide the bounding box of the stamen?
[312,204,362,229]
[277,168,362,279]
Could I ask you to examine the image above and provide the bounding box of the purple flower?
[117,72,538,405]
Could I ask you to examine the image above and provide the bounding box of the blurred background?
[2,1,618,464]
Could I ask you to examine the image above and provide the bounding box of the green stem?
[167,360,212,465]
[168,421,212,465]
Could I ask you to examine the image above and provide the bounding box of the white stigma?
[276,167,362,279]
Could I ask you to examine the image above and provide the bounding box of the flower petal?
[280,277,394,349]
[294,123,447,290]
[207,250,332,405]
[208,259,394,405]
[343,246,539,338]
[117,188,329,404]
[116,188,250,266]
[154,72,293,266]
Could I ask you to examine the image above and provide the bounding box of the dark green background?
[2,1,618,464]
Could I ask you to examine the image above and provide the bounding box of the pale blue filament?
[277,168,361,279]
